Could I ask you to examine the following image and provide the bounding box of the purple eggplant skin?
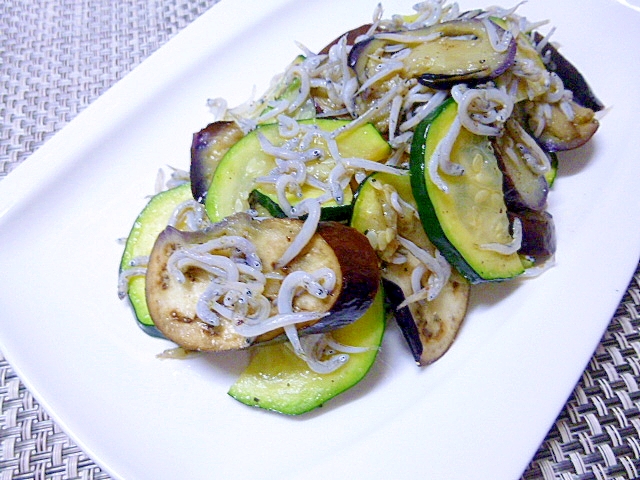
[510,209,556,260]
[347,35,374,69]
[347,35,385,88]
[348,20,517,91]
[524,100,599,152]
[410,20,517,90]
[190,121,244,203]
[497,152,549,212]
[321,23,372,55]
[534,32,604,113]
[382,279,423,364]
[493,119,550,212]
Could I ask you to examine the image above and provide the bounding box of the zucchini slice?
[228,288,385,415]
[204,119,390,222]
[248,188,353,222]
[260,55,317,122]
[409,98,524,283]
[351,172,469,365]
[119,182,193,336]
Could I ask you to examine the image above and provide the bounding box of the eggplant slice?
[384,260,469,365]
[190,121,244,203]
[509,209,556,261]
[493,117,551,212]
[524,99,599,152]
[350,172,470,365]
[145,212,380,352]
[319,23,373,55]
[533,32,604,113]
[349,19,516,91]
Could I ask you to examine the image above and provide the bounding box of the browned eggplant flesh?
[350,173,470,365]
[349,19,516,91]
[493,117,551,211]
[524,99,599,152]
[145,213,380,352]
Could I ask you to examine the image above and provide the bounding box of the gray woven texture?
[1,0,216,176]
[1,1,639,479]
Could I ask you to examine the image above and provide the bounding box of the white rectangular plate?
[1,0,639,479]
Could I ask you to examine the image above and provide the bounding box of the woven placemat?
[522,266,640,480]
[1,1,640,479]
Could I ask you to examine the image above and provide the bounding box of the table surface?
[2,1,640,479]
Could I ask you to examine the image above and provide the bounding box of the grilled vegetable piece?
[204,118,390,223]
[119,183,193,337]
[384,274,468,365]
[349,19,516,90]
[509,209,556,261]
[248,189,352,222]
[348,35,387,89]
[228,289,385,415]
[190,121,244,203]
[351,172,469,365]
[534,32,604,113]
[493,117,552,211]
[524,99,599,152]
[491,16,551,103]
[410,98,524,283]
[260,55,316,121]
[498,24,600,151]
[319,23,372,55]
[145,213,380,352]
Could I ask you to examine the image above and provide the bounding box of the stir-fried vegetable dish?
[118,0,603,415]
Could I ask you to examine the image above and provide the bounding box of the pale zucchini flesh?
[228,289,385,415]
[410,99,524,283]
[205,119,391,222]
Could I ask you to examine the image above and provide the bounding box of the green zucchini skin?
[546,153,559,187]
[350,171,470,365]
[119,183,193,336]
[249,189,352,222]
[409,101,485,284]
[227,288,385,415]
[409,99,523,284]
[205,119,390,223]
